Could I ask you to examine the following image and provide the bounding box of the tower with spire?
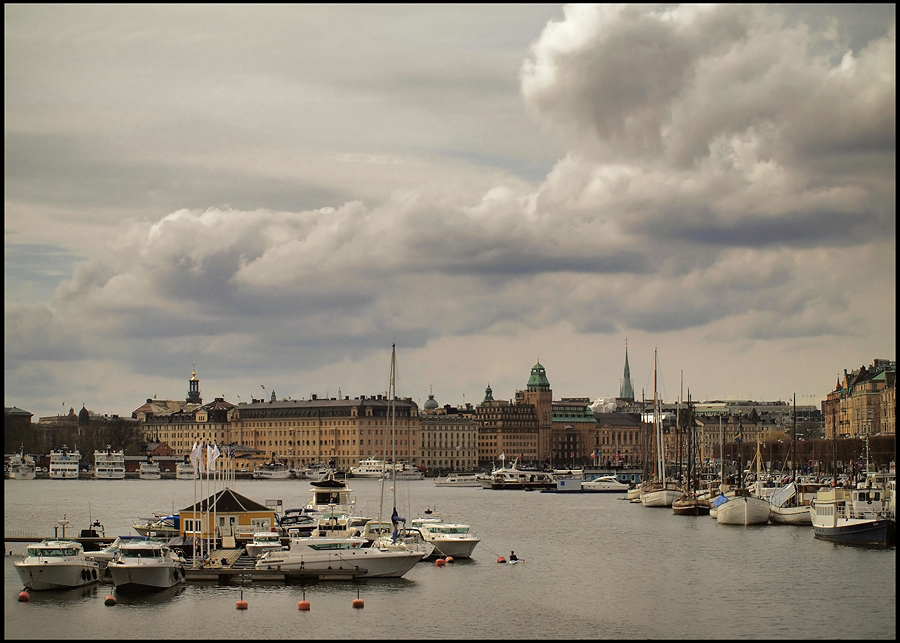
[186,366,202,405]
[619,340,635,401]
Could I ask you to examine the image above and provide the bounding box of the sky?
[4,4,895,421]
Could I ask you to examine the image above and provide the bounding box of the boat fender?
[92,569,98,580]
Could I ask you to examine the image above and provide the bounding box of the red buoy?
[298,600,311,611]
[444,556,454,563]
[435,558,446,567]
[352,598,364,609]
[104,595,116,606]
[236,599,248,610]
[18,591,30,602]
[497,556,506,563]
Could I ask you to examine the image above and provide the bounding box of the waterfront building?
[548,398,597,467]
[420,392,479,472]
[519,361,554,461]
[475,387,539,468]
[824,359,896,438]
[592,411,644,467]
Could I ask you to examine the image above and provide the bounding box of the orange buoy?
[497,556,506,563]
[104,595,116,606]
[298,600,311,611]
[352,598,364,609]
[444,556,453,563]
[236,599,248,610]
[18,591,30,602]
[435,558,446,567]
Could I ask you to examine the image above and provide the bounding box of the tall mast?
[791,393,797,480]
[390,343,398,516]
[654,348,663,482]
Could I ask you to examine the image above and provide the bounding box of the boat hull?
[257,548,422,578]
[716,496,771,525]
[640,487,681,507]
[813,519,896,547]
[672,498,710,516]
[14,562,100,591]
[109,564,186,592]
[769,504,811,525]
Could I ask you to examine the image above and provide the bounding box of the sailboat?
[364,344,434,559]
[673,389,710,516]
[715,417,771,526]
[640,349,682,507]
[768,394,812,525]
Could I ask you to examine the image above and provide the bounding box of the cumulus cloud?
[4,5,895,418]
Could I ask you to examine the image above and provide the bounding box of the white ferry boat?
[176,460,196,479]
[434,472,486,487]
[49,446,81,479]
[93,447,126,479]
[8,447,36,480]
[139,457,161,479]
[253,459,291,479]
[349,458,388,478]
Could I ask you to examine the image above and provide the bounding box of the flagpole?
[191,440,198,568]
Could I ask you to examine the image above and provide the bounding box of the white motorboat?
[132,514,181,538]
[87,536,152,570]
[108,539,187,591]
[409,516,480,558]
[361,519,435,559]
[8,446,36,480]
[481,458,556,490]
[767,482,812,525]
[253,459,291,479]
[14,540,101,590]
[139,458,161,480]
[582,475,631,492]
[93,447,126,479]
[175,461,196,479]
[716,490,771,526]
[349,458,389,478]
[245,532,285,558]
[49,446,80,479]
[305,473,357,513]
[433,473,486,487]
[255,536,423,578]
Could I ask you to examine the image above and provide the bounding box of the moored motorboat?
[132,514,180,538]
[245,532,285,558]
[108,539,187,591]
[409,516,480,558]
[583,474,631,493]
[434,472,486,487]
[255,536,422,578]
[14,540,101,590]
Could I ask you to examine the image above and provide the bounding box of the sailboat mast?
[791,393,797,480]
[654,349,663,481]
[391,343,397,511]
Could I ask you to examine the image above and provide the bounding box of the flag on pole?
[207,444,220,470]
[499,453,505,460]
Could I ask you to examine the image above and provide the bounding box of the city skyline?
[5,5,896,420]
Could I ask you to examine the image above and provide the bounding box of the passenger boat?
[175,460,196,479]
[49,446,80,479]
[433,472,486,487]
[253,458,291,479]
[14,540,101,590]
[245,532,285,558]
[810,482,896,547]
[139,457,161,480]
[349,457,389,478]
[481,457,556,490]
[255,536,423,578]
[582,474,631,493]
[409,516,480,558]
[108,539,187,591]
[8,446,36,480]
[93,447,126,479]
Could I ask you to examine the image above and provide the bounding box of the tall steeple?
[619,340,635,400]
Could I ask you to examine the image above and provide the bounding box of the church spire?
[619,339,634,400]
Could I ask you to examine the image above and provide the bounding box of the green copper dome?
[527,361,550,390]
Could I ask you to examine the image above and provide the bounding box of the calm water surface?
[4,478,896,639]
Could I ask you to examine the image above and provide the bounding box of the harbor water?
[4,478,896,639]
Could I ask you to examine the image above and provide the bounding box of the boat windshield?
[306,541,362,550]
[29,547,78,557]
